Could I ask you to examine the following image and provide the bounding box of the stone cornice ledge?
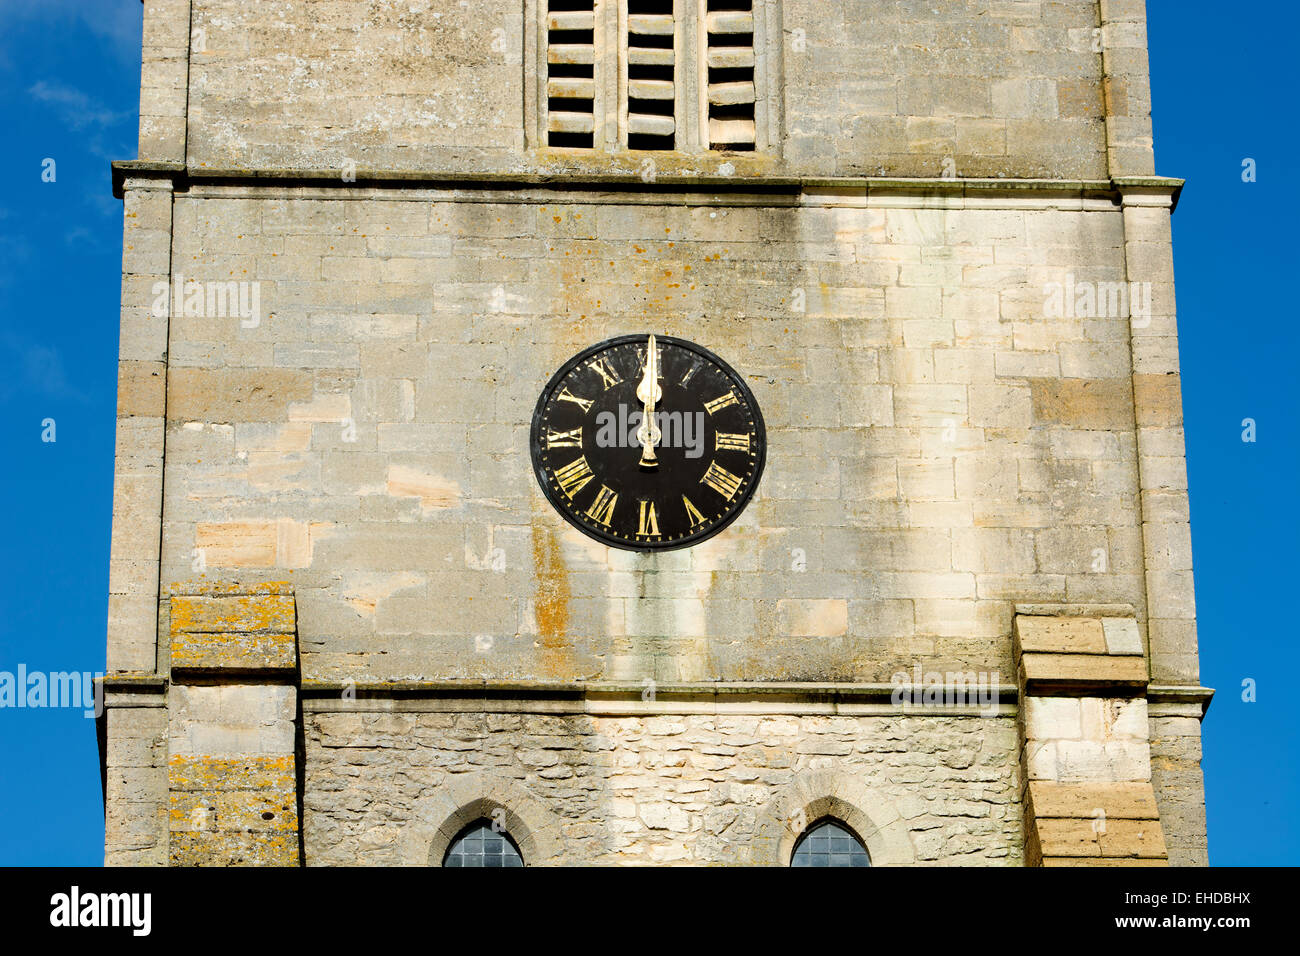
[98,672,168,708]
[299,679,1020,716]
[97,673,1211,716]
[298,678,1018,698]
[98,673,167,691]
[111,160,1184,210]
[1147,684,1215,716]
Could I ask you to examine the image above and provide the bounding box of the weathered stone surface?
[303,711,1023,866]
[167,739,300,865]
[169,591,298,671]
[105,706,169,866]
[1036,817,1167,859]
[1027,781,1159,820]
[168,368,315,423]
[171,631,297,672]
[153,195,1153,686]
[169,831,298,867]
[171,594,295,634]
[1029,378,1133,429]
[1020,653,1149,690]
[168,754,296,792]
[1015,616,1108,656]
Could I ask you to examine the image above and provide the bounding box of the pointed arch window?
[442,819,525,867]
[790,818,870,867]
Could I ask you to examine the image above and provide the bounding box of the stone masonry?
[1015,613,1169,865]
[305,711,1022,866]
[102,0,1209,866]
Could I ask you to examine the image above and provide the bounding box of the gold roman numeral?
[546,427,583,449]
[556,387,593,413]
[682,495,706,528]
[553,456,594,498]
[715,431,751,452]
[585,485,618,527]
[701,461,743,500]
[703,391,739,415]
[637,500,660,538]
[588,357,620,390]
[679,362,700,387]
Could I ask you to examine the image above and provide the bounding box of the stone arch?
[398,772,565,867]
[751,769,916,866]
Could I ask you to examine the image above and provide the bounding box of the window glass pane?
[442,819,524,868]
[790,819,870,867]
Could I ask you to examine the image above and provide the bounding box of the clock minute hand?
[635,333,663,468]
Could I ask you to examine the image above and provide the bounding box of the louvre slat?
[708,80,755,105]
[548,111,596,134]
[628,113,676,137]
[629,78,675,100]
[627,14,675,35]
[548,77,596,99]
[548,44,596,65]
[708,117,755,144]
[628,47,674,66]
[706,11,753,34]
[548,11,595,32]
[706,46,755,70]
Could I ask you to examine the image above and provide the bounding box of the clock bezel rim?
[528,333,767,553]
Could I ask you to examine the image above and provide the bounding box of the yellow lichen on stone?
[167,754,300,866]
[169,592,297,671]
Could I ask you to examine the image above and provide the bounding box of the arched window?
[442,819,524,867]
[790,818,870,867]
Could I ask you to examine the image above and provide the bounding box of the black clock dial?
[529,334,766,552]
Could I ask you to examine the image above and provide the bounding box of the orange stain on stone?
[531,519,574,677]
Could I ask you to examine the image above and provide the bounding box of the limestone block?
[1020,652,1148,690]
[1029,378,1132,429]
[117,361,167,418]
[1036,818,1166,859]
[1014,616,1107,656]
[1023,697,1083,740]
[1101,617,1143,656]
[1027,781,1159,820]
[168,368,315,422]
[193,519,315,569]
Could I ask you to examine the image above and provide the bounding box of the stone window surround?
[399,772,568,866]
[751,769,917,866]
[395,766,915,866]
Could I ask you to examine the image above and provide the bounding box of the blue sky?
[0,0,1293,865]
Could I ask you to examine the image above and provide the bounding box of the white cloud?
[0,333,89,404]
[28,80,130,130]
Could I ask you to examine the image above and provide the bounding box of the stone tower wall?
[102,0,1207,867]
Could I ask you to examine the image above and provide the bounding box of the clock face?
[530,334,766,552]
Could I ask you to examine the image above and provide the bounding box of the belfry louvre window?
[533,0,776,153]
[701,0,756,149]
[624,1,678,150]
[546,0,598,148]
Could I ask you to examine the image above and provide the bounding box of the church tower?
[103,0,1209,866]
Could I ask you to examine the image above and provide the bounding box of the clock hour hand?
[635,333,662,468]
